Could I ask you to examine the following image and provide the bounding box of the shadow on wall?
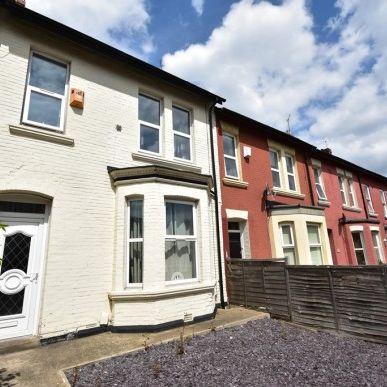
[0,368,21,387]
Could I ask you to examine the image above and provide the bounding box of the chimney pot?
[14,0,25,6]
[321,147,332,154]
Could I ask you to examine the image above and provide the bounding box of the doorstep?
[0,335,40,355]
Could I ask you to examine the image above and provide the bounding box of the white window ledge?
[342,205,362,213]
[108,282,215,301]
[318,199,331,207]
[132,151,201,173]
[223,177,248,189]
[272,188,305,199]
[9,125,74,146]
[369,212,378,218]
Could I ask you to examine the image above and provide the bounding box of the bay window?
[307,224,323,265]
[139,94,161,153]
[23,52,69,131]
[352,231,367,265]
[371,230,385,264]
[279,223,297,265]
[173,106,191,160]
[165,201,197,282]
[128,199,143,284]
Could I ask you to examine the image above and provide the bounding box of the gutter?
[208,103,226,308]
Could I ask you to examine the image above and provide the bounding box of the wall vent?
[183,313,193,323]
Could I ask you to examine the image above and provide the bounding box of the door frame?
[0,207,49,339]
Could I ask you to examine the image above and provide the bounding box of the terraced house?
[216,108,387,266]
[0,0,226,342]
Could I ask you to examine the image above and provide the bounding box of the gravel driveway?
[66,318,387,386]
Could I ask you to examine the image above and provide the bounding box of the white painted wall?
[0,9,221,338]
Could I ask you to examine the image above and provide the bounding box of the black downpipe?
[208,103,225,308]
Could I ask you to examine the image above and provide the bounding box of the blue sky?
[26,0,387,175]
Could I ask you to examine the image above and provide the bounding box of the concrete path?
[0,307,267,386]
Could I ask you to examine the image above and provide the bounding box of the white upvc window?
[138,93,161,154]
[22,52,69,131]
[338,175,348,205]
[347,178,356,207]
[165,201,197,282]
[380,190,387,218]
[338,172,357,208]
[270,149,281,188]
[351,231,367,265]
[307,223,323,265]
[313,167,327,200]
[223,133,239,178]
[127,199,143,285]
[363,185,375,215]
[285,154,296,192]
[279,223,297,265]
[371,230,385,264]
[173,106,192,161]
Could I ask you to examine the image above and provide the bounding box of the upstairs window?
[338,172,357,209]
[139,94,161,154]
[338,176,347,205]
[23,52,69,131]
[279,223,297,265]
[285,154,296,191]
[165,201,197,282]
[223,133,239,178]
[173,106,191,161]
[363,185,375,215]
[313,167,327,200]
[380,190,387,218]
[270,149,281,188]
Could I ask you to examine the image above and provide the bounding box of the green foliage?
[0,224,6,231]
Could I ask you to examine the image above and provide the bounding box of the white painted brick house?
[0,1,226,341]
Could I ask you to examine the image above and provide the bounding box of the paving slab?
[0,307,268,386]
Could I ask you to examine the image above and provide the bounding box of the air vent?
[183,313,193,323]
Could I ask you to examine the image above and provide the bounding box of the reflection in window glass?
[128,200,143,284]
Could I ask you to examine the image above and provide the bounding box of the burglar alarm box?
[70,88,85,109]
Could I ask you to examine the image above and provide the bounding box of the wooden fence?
[226,259,387,343]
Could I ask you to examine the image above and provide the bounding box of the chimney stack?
[321,147,332,155]
[13,0,25,6]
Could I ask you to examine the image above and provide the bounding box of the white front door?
[0,219,44,340]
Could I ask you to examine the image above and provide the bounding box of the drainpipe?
[208,102,225,309]
[304,155,315,206]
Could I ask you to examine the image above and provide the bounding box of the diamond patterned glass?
[0,233,31,317]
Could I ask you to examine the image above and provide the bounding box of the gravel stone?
[66,319,387,386]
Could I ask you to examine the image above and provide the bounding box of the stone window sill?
[109,282,215,301]
[318,199,331,207]
[272,188,305,199]
[369,213,378,218]
[132,151,201,173]
[222,177,248,189]
[9,124,74,146]
[342,205,362,213]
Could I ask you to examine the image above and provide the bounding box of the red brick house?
[216,107,387,265]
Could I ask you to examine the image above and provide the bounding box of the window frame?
[22,51,70,132]
[313,167,327,200]
[380,190,387,218]
[284,154,297,192]
[306,223,323,265]
[269,148,282,189]
[164,200,198,284]
[364,185,375,215]
[279,222,298,265]
[338,175,348,206]
[227,221,244,259]
[351,231,368,265]
[371,230,385,264]
[223,133,240,179]
[138,92,162,155]
[172,105,192,162]
[347,178,357,207]
[126,198,144,287]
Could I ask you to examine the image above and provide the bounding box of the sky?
[26,0,387,176]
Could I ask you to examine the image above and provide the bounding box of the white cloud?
[26,0,154,58]
[162,0,387,175]
[191,0,204,16]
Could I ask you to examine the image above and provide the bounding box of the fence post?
[284,262,293,321]
[242,260,247,307]
[327,268,339,331]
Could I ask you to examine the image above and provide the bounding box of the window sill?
[318,199,331,207]
[272,188,305,199]
[223,177,248,189]
[132,152,201,173]
[369,213,378,218]
[108,282,216,301]
[342,205,362,213]
[9,124,74,146]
